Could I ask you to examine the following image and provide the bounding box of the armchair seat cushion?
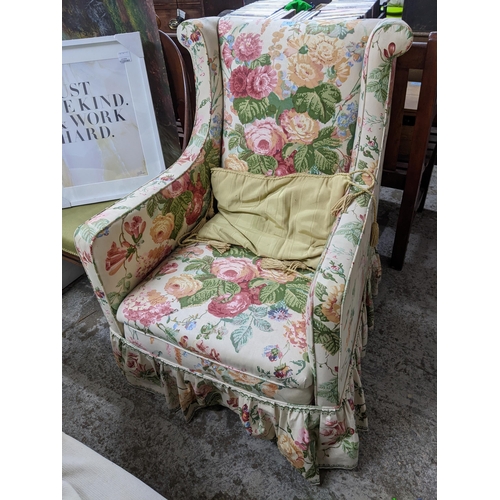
[116,242,315,404]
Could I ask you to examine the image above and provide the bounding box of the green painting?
[62,0,181,168]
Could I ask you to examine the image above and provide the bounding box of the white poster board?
[62,32,166,207]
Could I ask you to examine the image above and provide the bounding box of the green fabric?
[62,201,115,256]
[284,0,312,13]
[197,169,350,268]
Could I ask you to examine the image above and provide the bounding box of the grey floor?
[62,169,437,500]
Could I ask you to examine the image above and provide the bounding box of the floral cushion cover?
[116,242,316,404]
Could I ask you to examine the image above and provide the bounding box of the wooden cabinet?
[154,1,204,33]
[154,1,246,32]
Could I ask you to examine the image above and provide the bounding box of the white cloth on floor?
[62,432,167,500]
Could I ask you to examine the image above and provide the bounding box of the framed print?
[62,32,166,207]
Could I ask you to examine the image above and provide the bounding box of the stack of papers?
[224,0,380,21]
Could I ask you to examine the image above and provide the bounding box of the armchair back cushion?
[220,17,377,176]
[197,169,350,267]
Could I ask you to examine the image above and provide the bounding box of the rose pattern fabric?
[111,327,363,483]
[121,289,176,328]
[219,18,401,177]
[73,17,413,484]
[115,243,315,401]
[244,118,286,156]
[164,274,203,299]
[74,18,223,328]
[280,109,320,145]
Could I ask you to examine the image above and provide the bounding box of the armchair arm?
[309,19,413,408]
[74,18,223,334]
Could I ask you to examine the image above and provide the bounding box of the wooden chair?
[381,32,437,270]
[159,30,195,150]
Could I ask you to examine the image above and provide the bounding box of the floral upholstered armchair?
[75,16,412,484]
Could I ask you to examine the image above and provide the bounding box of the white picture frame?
[62,32,166,207]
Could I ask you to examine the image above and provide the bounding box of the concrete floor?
[62,170,437,500]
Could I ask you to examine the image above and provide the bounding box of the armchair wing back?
[74,16,412,485]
